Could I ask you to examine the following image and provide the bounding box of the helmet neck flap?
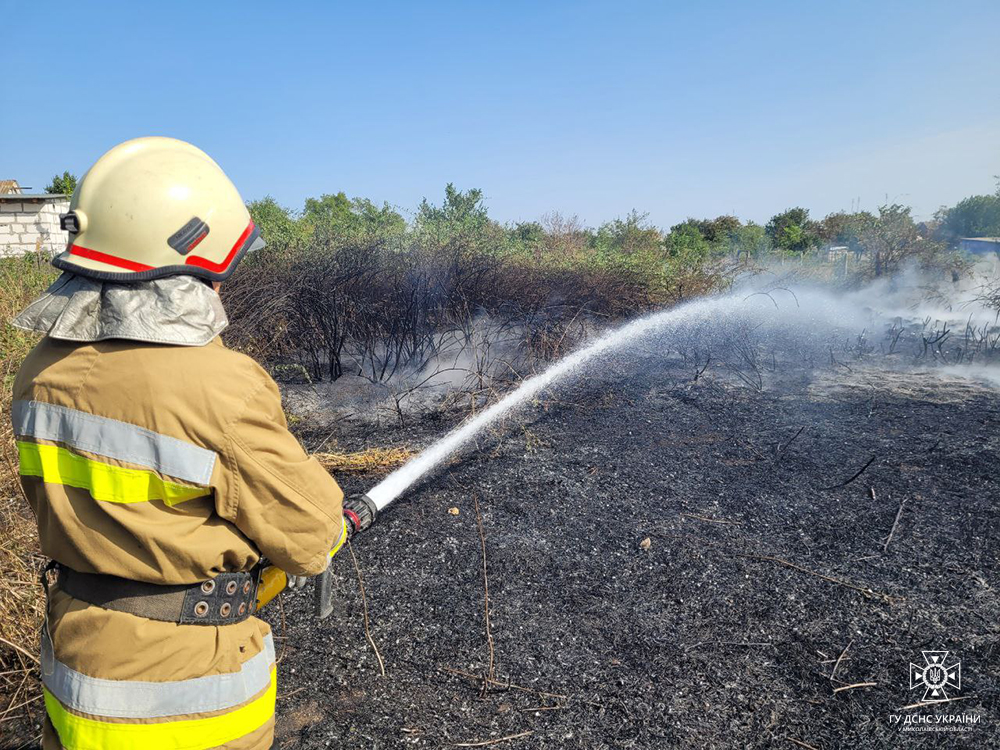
[13,273,228,347]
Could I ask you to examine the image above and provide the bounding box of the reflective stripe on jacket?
[15,335,344,750]
[42,622,276,749]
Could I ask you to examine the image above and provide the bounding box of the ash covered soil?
[271,351,1000,750]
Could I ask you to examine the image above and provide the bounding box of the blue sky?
[4,1,998,228]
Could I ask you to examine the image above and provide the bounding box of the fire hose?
[255,494,378,619]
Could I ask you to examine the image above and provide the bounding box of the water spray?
[257,296,735,618]
[363,297,732,510]
[334,296,747,538]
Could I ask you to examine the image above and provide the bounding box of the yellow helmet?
[53,137,263,282]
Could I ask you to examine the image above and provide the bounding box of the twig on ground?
[473,494,495,681]
[520,703,567,712]
[787,738,820,750]
[738,554,900,603]
[681,513,741,526]
[0,638,38,665]
[439,666,602,708]
[694,355,711,382]
[0,693,40,720]
[0,449,29,504]
[453,730,533,747]
[0,673,30,725]
[347,539,386,677]
[896,696,971,711]
[883,497,907,553]
[685,641,773,651]
[773,426,806,463]
[829,639,853,681]
[276,591,287,664]
[832,681,877,693]
[819,455,876,490]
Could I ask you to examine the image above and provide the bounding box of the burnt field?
[269,348,1000,750]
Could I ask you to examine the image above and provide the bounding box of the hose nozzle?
[343,494,378,538]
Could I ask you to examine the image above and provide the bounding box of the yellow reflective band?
[44,666,276,750]
[329,517,348,558]
[18,441,208,506]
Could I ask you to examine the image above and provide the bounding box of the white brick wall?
[0,197,70,258]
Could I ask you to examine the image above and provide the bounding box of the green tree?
[665,222,710,261]
[937,194,1000,240]
[595,210,662,256]
[817,211,876,252]
[416,184,494,246]
[247,196,305,249]
[696,215,742,244]
[766,207,817,252]
[728,222,770,261]
[510,221,546,258]
[45,171,77,195]
[301,192,406,240]
[303,192,355,232]
[665,216,740,253]
[350,198,406,239]
[418,184,489,227]
[860,204,921,277]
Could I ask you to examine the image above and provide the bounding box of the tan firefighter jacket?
[13,334,345,750]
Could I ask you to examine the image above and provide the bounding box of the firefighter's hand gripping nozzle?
[313,494,378,619]
[255,495,379,619]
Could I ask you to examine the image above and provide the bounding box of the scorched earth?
[270,348,1000,750]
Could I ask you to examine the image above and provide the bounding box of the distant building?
[0,180,70,257]
[960,237,1000,256]
[826,245,851,260]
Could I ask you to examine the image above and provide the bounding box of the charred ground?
[269,349,1000,750]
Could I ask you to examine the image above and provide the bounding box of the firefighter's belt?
[48,562,259,625]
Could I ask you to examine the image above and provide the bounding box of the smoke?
[363,260,1000,505]
[702,259,1000,389]
[286,258,1000,434]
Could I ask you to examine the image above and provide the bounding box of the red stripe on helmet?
[185,221,255,274]
[68,245,155,272]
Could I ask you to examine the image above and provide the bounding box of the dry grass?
[0,254,56,731]
[314,446,415,473]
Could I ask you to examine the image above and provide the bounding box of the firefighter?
[11,137,346,750]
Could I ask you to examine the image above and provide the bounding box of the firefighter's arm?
[221,376,344,576]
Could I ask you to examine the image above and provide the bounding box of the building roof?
[0,193,69,201]
[0,179,22,195]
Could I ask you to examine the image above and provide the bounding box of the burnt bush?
[223,229,722,386]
